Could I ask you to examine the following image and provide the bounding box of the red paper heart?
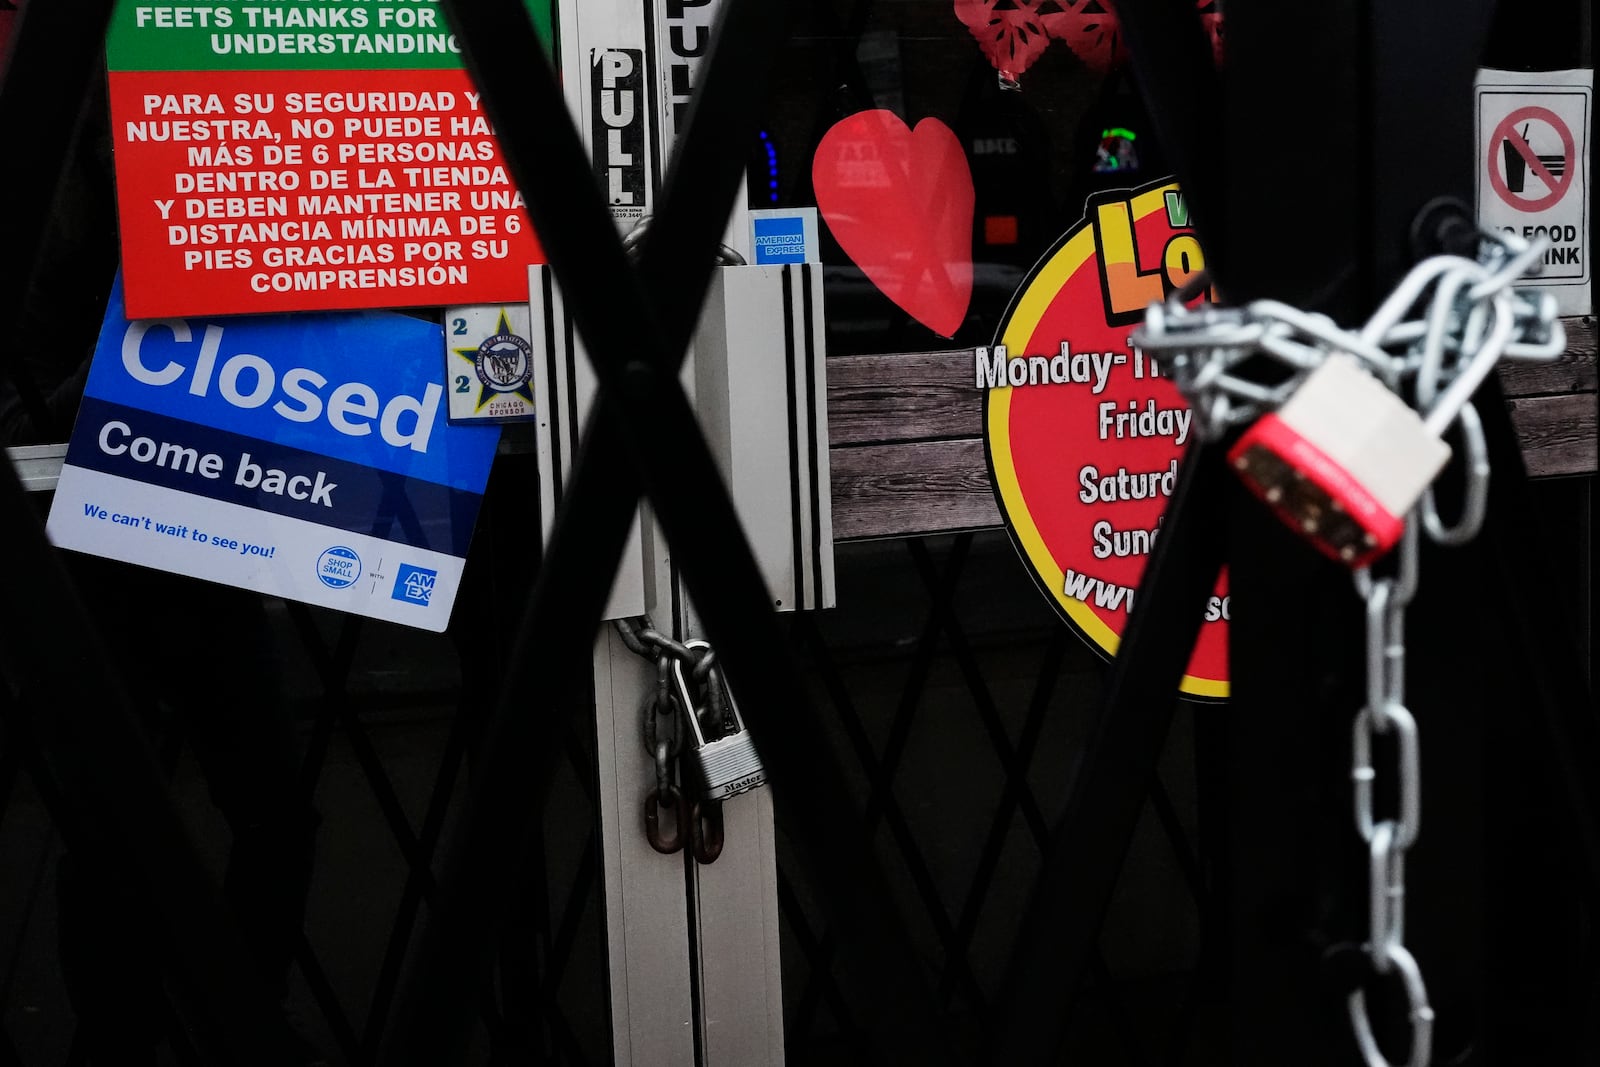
[812,111,974,338]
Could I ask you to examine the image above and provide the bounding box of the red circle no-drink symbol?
[1487,104,1575,213]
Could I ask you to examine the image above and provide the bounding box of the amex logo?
[392,563,438,606]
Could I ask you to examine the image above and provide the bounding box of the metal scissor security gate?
[2,0,914,1061]
[4,0,1598,1065]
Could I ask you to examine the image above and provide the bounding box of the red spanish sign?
[984,178,1227,698]
[106,1,545,318]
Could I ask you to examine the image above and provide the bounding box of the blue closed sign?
[46,274,500,632]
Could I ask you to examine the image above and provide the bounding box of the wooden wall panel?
[829,318,1596,540]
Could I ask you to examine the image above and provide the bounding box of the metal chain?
[1130,225,1564,1067]
[615,615,727,863]
[1348,521,1431,1067]
[1134,230,1564,504]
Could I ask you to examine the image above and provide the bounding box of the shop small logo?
[392,563,437,606]
[316,546,362,589]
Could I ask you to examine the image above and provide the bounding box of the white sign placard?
[1476,68,1592,315]
[445,304,538,423]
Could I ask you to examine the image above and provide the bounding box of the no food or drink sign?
[1476,68,1592,316]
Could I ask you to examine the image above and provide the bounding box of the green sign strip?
[108,0,553,72]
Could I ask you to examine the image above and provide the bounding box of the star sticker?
[453,309,535,412]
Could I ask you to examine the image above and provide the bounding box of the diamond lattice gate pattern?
[775,532,1223,1066]
[0,452,613,1066]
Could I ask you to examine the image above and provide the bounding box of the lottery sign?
[983,178,1228,698]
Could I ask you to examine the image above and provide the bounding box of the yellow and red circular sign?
[985,178,1228,699]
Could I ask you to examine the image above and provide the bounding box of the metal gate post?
[656,567,786,1065]
[593,627,698,1064]
[583,1,794,1058]
[534,282,695,1064]
[555,1,784,1059]
[679,258,834,1065]
[684,785,786,1065]
[391,0,958,1059]
[549,6,699,1058]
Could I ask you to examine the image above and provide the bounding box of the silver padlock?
[672,640,767,801]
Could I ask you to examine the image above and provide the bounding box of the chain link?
[1133,228,1564,472]
[1346,518,1431,1067]
[618,616,697,855]
[1349,941,1434,1067]
[616,616,733,863]
[1131,223,1563,1067]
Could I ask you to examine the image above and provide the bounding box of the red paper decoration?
[812,110,975,338]
[957,0,1224,84]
